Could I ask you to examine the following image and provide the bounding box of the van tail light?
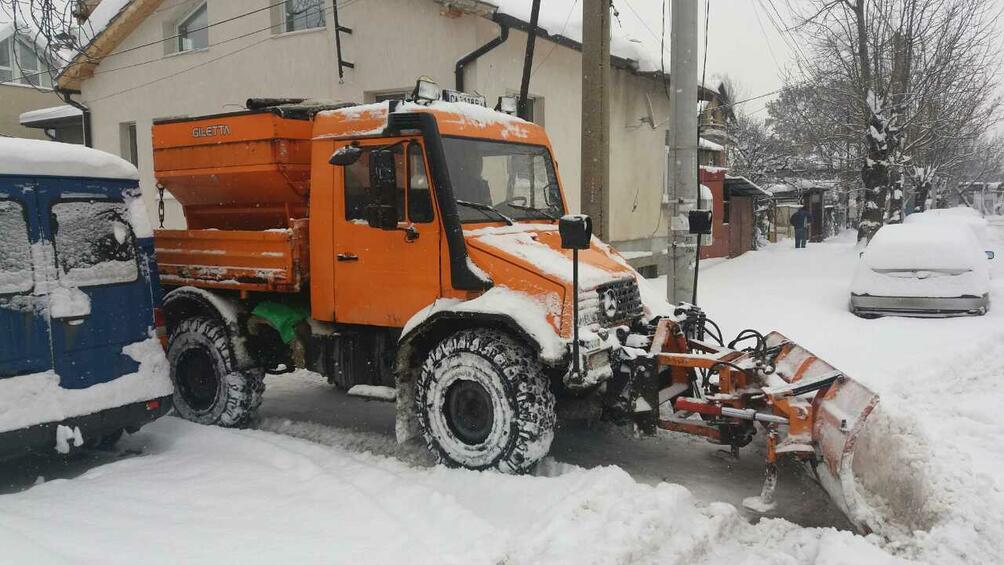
[154,307,168,350]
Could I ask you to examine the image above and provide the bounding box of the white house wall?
[78,0,670,249]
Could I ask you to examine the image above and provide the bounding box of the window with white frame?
[0,36,51,87]
[177,2,209,52]
[0,38,10,83]
[285,0,325,33]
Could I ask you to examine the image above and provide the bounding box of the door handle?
[337,253,359,262]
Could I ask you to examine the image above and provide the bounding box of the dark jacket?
[789,209,809,230]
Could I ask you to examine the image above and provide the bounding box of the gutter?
[455,19,510,91]
[56,87,92,147]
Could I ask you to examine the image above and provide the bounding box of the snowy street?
[1,224,1001,564]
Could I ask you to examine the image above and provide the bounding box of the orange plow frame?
[644,317,880,531]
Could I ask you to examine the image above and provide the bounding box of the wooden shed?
[699,169,770,259]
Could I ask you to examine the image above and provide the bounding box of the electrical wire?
[78,0,361,103]
[6,0,361,86]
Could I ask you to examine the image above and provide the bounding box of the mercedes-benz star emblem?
[601,289,619,319]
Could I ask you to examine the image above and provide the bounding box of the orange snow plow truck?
[152,81,880,530]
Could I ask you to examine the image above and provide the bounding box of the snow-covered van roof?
[0,138,139,180]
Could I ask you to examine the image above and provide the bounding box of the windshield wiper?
[506,202,559,220]
[456,200,514,226]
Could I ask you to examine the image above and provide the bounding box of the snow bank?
[0,417,906,564]
[0,337,172,434]
[647,228,1004,563]
[0,138,138,180]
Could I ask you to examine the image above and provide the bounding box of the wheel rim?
[443,379,495,445]
[176,349,219,412]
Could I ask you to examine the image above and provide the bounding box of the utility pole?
[580,0,611,240]
[666,0,698,304]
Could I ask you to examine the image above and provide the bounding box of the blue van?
[0,138,172,456]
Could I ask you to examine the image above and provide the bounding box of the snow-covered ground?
[1,222,1002,564]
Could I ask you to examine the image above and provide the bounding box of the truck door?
[35,180,154,389]
[0,182,52,379]
[333,140,442,327]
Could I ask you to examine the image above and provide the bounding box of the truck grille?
[579,278,643,328]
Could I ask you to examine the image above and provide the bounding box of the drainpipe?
[455,20,510,92]
[56,87,91,147]
[517,0,541,120]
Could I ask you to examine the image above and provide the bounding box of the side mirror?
[559,214,592,249]
[688,210,713,235]
[987,250,995,260]
[365,204,399,230]
[329,144,362,166]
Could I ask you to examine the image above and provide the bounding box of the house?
[766,179,838,243]
[955,181,1003,215]
[0,19,78,139]
[19,104,86,143]
[54,0,725,274]
[699,168,769,259]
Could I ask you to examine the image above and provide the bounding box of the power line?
[8,0,360,89]
[88,1,361,103]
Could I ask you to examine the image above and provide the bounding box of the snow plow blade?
[764,332,881,531]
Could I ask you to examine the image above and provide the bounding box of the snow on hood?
[401,286,564,361]
[467,227,629,290]
[905,207,990,244]
[0,138,139,180]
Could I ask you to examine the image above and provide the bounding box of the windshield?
[442,137,564,223]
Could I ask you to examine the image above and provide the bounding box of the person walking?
[790,206,810,249]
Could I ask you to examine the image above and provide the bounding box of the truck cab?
[153,83,665,472]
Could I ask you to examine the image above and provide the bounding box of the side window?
[177,2,209,52]
[0,200,33,295]
[343,147,405,222]
[408,143,434,223]
[51,200,138,287]
[285,0,325,32]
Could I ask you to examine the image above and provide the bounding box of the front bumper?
[0,395,173,459]
[850,293,989,317]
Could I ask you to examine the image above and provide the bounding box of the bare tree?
[786,0,1002,240]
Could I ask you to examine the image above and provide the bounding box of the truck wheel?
[168,317,265,428]
[417,328,556,473]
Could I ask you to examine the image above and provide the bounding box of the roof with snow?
[58,0,719,97]
[20,104,83,127]
[0,138,138,180]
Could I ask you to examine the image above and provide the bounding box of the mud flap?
[395,371,420,443]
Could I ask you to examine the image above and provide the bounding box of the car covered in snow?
[850,222,993,318]
[0,138,173,457]
[904,206,990,243]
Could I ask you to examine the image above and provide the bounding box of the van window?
[0,200,33,295]
[51,200,138,287]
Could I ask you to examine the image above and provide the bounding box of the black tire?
[168,316,265,428]
[416,328,556,473]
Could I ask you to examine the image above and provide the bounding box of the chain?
[156,183,166,229]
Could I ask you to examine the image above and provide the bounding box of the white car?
[850,223,993,317]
